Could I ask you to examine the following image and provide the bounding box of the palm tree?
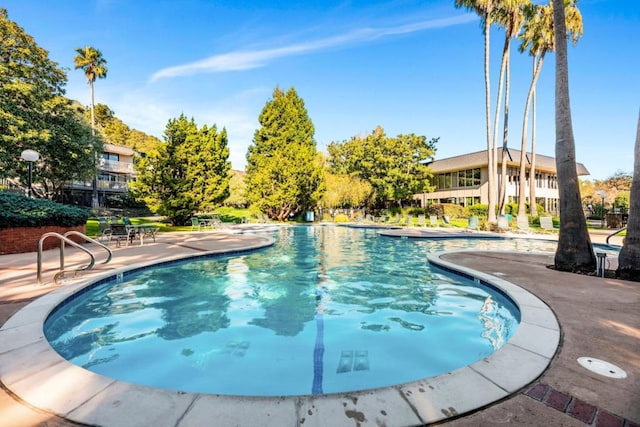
[493,0,529,214]
[516,1,582,222]
[455,0,497,224]
[515,2,552,223]
[74,46,107,208]
[616,112,640,281]
[552,0,595,273]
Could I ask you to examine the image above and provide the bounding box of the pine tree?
[246,87,325,221]
[131,114,230,225]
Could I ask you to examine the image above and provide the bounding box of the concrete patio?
[0,226,637,426]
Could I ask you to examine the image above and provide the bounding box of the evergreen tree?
[186,124,231,212]
[245,87,325,221]
[131,114,230,225]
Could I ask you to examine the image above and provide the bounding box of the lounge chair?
[405,214,413,226]
[539,216,555,230]
[191,217,207,231]
[429,215,438,227]
[442,215,452,226]
[497,215,510,231]
[417,214,426,226]
[516,215,530,230]
[466,216,479,231]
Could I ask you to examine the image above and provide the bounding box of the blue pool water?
[45,226,525,396]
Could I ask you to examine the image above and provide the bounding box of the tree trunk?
[616,112,640,280]
[529,76,538,216]
[553,0,596,273]
[89,80,99,209]
[483,11,497,224]
[498,39,512,216]
[517,54,544,222]
[494,34,509,216]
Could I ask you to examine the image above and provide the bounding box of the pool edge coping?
[0,246,560,427]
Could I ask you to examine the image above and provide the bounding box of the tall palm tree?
[553,0,595,273]
[455,0,497,224]
[74,46,107,208]
[616,112,640,281]
[515,2,552,223]
[516,1,582,222]
[493,0,529,214]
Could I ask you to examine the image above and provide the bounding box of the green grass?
[85,207,257,237]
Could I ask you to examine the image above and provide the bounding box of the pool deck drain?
[0,227,637,426]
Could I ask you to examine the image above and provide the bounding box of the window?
[101,153,119,162]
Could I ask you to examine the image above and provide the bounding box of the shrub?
[439,203,466,218]
[466,203,488,217]
[407,207,425,215]
[334,213,350,223]
[0,192,89,228]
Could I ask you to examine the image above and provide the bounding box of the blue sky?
[5,0,639,180]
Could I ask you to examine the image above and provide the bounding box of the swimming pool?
[44,226,525,396]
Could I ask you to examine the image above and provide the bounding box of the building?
[414,148,589,214]
[63,143,137,207]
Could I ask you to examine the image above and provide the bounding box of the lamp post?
[596,190,607,229]
[20,149,40,198]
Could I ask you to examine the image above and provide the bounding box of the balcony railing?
[99,159,135,174]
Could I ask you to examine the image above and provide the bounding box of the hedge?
[0,192,90,228]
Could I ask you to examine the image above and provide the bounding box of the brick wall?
[0,225,86,255]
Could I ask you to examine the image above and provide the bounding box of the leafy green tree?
[321,173,375,209]
[245,87,325,221]
[130,115,230,225]
[0,8,65,179]
[552,0,595,273]
[616,113,640,281]
[327,126,437,207]
[38,99,101,200]
[223,170,248,208]
[0,8,99,198]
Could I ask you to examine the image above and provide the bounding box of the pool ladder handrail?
[606,226,626,245]
[37,231,112,285]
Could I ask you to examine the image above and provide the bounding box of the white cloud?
[150,14,476,82]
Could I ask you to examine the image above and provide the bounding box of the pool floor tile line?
[523,382,637,426]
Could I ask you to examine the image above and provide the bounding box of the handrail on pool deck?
[606,226,626,245]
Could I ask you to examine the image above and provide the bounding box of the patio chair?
[105,224,136,247]
[191,217,206,231]
[539,216,555,230]
[97,217,110,241]
[466,216,479,231]
[429,215,438,227]
[497,215,510,231]
[417,214,426,226]
[516,216,530,230]
[405,214,413,226]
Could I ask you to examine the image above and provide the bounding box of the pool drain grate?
[576,357,627,379]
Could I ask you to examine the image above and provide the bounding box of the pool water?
[45,226,523,396]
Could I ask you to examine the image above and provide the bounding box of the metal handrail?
[37,232,95,285]
[63,231,113,265]
[606,226,627,245]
